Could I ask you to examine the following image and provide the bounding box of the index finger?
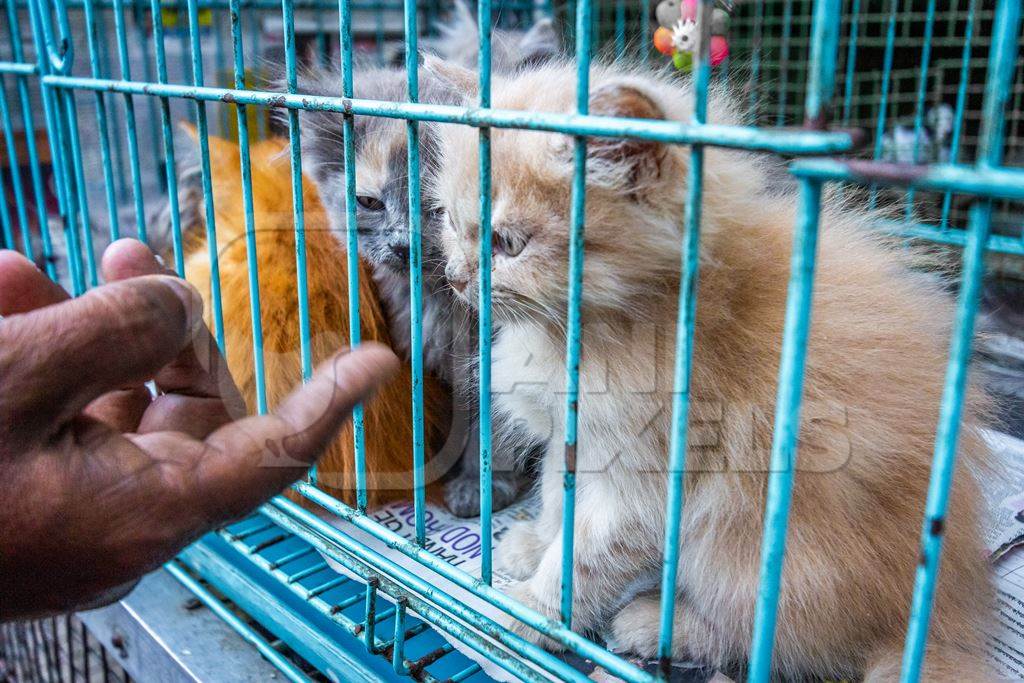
[0,274,202,446]
[102,239,238,405]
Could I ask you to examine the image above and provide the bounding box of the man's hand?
[0,240,398,620]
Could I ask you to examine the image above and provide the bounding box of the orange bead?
[653,26,675,56]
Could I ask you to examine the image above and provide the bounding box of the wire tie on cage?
[842,159,930,186]
[405,643,454,678]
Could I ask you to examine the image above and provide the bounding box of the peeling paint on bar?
[791,158,1024,201]
[40,75,856,155]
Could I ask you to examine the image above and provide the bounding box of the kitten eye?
[493,231,528,258]
[356,195,384,211]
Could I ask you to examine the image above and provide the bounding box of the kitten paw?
[443,475,482,518]
[443,471,520,518]
[609,596,661,658]
[496,522,545,580]
[491,471,521,513]
[504,581,567,652]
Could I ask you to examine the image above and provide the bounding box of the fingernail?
[164,278,205,336]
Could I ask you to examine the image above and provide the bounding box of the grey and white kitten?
[297,64,531,516]
[297,10,560,517]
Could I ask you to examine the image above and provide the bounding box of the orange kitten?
[183,133,448,508]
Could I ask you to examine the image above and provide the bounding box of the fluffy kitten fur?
[182,133,448,507]
[424,0,561,72]
[296,66,458,376]
[296,65,534,516]
[432,59,994,680]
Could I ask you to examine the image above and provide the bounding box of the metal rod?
[899,1,1021,679]
[40,76,858,155]
[558,0,592,630]
[477,0,494,585]
[338,0,368,509]
[656,0,712,676]
[185,0,226,350]
[403,0,426,546]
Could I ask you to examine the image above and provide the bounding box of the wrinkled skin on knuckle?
[0,321,60,445]
[96,283,188,356]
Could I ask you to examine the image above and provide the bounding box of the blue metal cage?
[1,0,1022,680]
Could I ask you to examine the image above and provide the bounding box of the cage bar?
[228,0,268,414]
[40,76,858,155]
[656,1,712,678]
[0,162,13,250]
[165,562,313,683]
[0,77,33,255]
[29,0,86,295]
[900,1,1021,680]
[402,0,426,545]
[290,481,646,680]
[775,0,793,126]
[363,578,378,651]
[939,0,976,232]
[748,2,840,679]
[81,0,120,241]
[185,0,226,350]
[747,178,824,683]
[390,598,408,674]
[111,0,150,243]
[265,495,612,681]
[867,0,898,210]
[558,0,591,630]
[6,41,53,262]
[280,0,314,383]
[903,0,936,218]
[477,0,495,585]
[149,0,185,275]
[840,0,859,125]
[338,0,369,509]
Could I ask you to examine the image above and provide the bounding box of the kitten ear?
[578,83,667,194]
[297,108,344,188]
[450,0,475,31]
[272,63,347,188]
[422,54,479,99]
[516,17,560,67]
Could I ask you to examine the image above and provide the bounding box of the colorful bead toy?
[653,0,732,72]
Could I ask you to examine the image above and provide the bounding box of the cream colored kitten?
[430,59,994,681]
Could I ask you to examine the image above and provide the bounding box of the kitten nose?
[448,275,468,294]
[445,262,468,293]
[389,243,409,263]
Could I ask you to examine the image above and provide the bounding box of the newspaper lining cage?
[1,0,1022,681]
